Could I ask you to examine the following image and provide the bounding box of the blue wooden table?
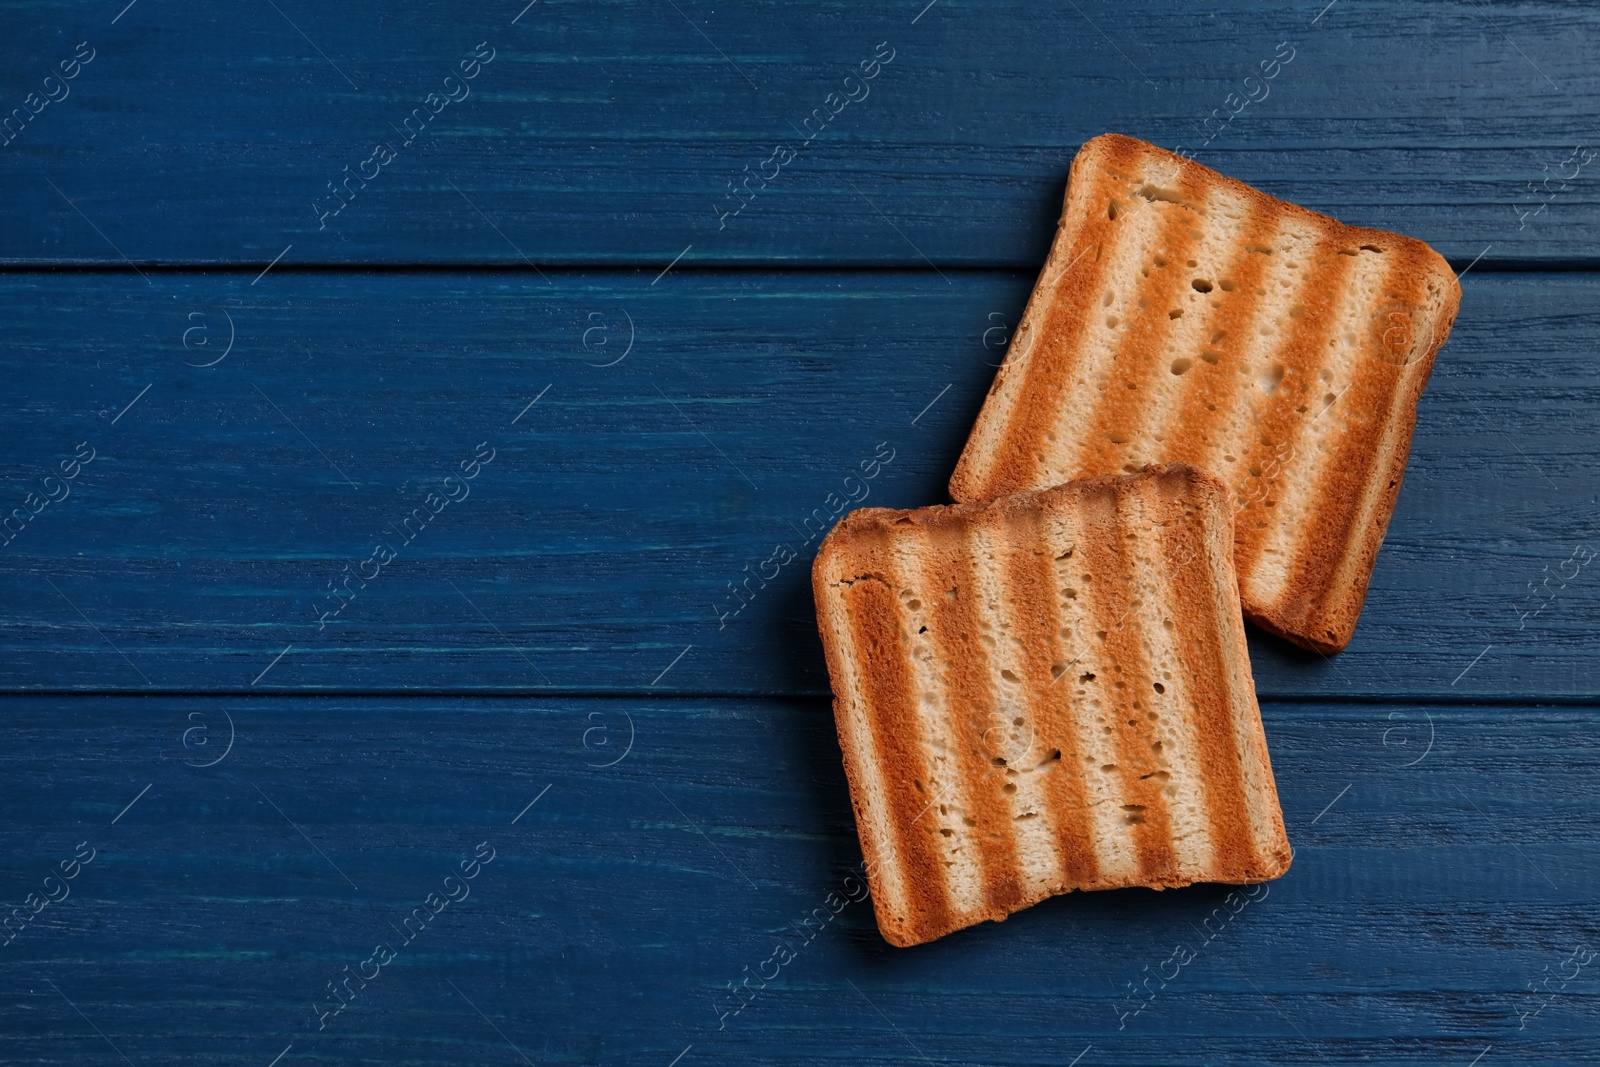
[2,2,1597,1064]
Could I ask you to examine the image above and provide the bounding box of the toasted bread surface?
[949,134,1461,652]
[813,464,1292,947]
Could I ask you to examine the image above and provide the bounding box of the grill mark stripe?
[1073,168,1218,476]
[1274,249,1431,641]
[1235,241,1389,621]
[964,149,1129,496]
[964,520,1067,899]
[999,139,1181,493]
[1003,502,1100,888]
[1121,475,1218,877]
[1154,481,1259,876]
[1104,186,1264,473]
[840,555,956,943]
[1225,235,1358,585]
[1074,484,1180,883]
[1038,500,1136,884]
[1162,205,1285,482]
[815,553,914,934]
[887,528,990,919]
[1318,369,1435,636]
[1040,175,1187,480]
[1179,479,1293,872]
[921,520,1027,918]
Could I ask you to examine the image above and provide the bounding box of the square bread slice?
[949,133,1461,653]
[813,463,1292,947]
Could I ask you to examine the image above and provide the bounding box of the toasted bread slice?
[813,464,1291,947]
[949,133,1461,653]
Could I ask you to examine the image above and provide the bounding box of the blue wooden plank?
[0,697,1594,1064]
[0,270,1597,698]
[1,0,1598,265]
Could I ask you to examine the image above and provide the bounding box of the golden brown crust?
[813,464,1292,947]
[949,133,1462,652]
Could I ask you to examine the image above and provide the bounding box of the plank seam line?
[0,689,1595,707]
[0,261,1593,276]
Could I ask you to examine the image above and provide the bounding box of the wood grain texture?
[0,696,1593,1065]
[0,270,1594,698]
[1,1,1598,266]
[2,0,1594,1060]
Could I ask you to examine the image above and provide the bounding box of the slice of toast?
[949,133,1461,653]
[813,464,1291,948]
